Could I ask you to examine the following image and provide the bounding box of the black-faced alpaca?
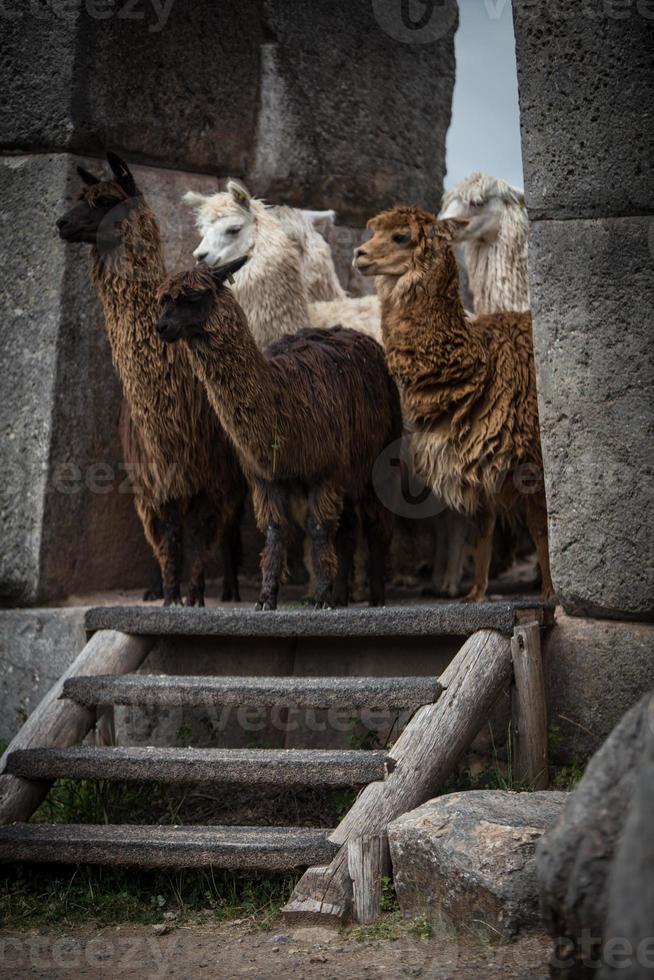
[155,260,403,610]
[56,153,247,605]
[354,206,554,602]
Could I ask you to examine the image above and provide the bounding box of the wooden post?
[348,834,389,925]
[0,630,154,824]
[283,628,514,925]
[510,621,548,789]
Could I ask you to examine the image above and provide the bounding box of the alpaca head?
[440,172,526,244]
[183,179,257,268]
[353,207,469,294]
[56,152,141,249]
[155,256,250,343]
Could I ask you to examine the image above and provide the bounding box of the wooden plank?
[0,630,154,825]
[85,603,520,637]
[283,629,514,925]
[348,834,389,925]
[0,823,338,870]
[62,674,442,710]
[511,621,549,789]
[6,746,394,787]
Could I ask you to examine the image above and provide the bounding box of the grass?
[0,862,299,933]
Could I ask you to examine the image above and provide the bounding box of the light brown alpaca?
[354,206,554,602]
[56,153,246,605]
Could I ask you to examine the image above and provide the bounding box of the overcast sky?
[445,0,524,190]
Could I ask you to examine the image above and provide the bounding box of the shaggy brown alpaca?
[56,153,247,605]
[155,260,403,610]
[353,206,554,602]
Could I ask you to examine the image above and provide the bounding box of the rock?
[536,694,653,977]
[513,0,654,219]
[528,216,654,620]
[388,790,568,938]
[599,699,654,980]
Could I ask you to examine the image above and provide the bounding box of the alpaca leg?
[307,485,343,610]
[463,506,496,602]
[142,569,163,602]
[252,480,290,611]
[442,512,470,598]
[221,512,243,603]
[525,494,555,601]
[362,492,392,608]
[147,500,184,606]
[184,493,219,607]
[333,504,357,607]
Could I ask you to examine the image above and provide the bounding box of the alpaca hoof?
[462,590,487,603]
[222,587,241,603]
[143,587,163,602]
[369,598,386,608]
[163,598,182,607]
[255,600,276,611]
[313,600,334,611]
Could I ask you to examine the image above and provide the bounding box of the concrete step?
[84,602,535,638]
[6,746,394,786]
[0,823,337,870]
[62,674,442,710]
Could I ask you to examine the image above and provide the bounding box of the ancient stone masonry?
[512,0,654,621]
[0,1,457,604]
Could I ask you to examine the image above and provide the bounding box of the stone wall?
[0,0,456,604]
[513,1,654,621]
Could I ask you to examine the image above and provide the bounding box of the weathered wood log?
[0,630,153,825]
[283,628,514,925]
[348,834,389,925]
[62,674,442,711]
[0,823,338,871]
[511,622,549,789]
[6,746,394,787]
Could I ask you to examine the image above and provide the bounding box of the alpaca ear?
[210,254,250,285]
[227,179,251,211]
[182,190,210,210]
[509,185,526,208]
[436,217,471,242]
[77,165,101,186]
[106,151,138,197]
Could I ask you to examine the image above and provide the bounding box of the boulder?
[536,694,653,978]
[388,789,568,938]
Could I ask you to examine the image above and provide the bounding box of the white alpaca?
[183,180,382,345]
[440,172,529,314]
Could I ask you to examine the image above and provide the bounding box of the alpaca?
[56,153,247,606]
[155,259,403,611]
[271,205,345,302]
[183,180,382,344]
[440,172,529,315]
[353,206,554,602]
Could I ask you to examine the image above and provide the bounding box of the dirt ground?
[0,918,552,979]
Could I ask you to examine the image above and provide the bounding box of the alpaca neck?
[378,257,488,429]
[186,306,281,477]
[89,204,182,435]
[465,212,530,314]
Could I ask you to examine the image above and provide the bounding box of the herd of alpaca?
[55,151,554,608]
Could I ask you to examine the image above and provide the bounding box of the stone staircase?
[0,601,552,923]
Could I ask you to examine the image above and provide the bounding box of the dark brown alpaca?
[155,261,403,610]
[354,206,554,602]
[56,153,247,605]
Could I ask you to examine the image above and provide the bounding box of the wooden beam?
[0,630,154,825]
[510,621,548,789]
[348,834,389,925]
[283,628,514,925]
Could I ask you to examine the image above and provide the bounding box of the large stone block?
[513,0,654,219]
[529,216,654,620]
[543,613,654,765]
[0,2,263,176]
[0,607,87,742]
[251,0,457,221]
